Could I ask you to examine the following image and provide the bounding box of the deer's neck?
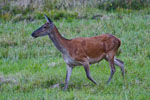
[48,26,68,54]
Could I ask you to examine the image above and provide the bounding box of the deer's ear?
[44,15,53,23]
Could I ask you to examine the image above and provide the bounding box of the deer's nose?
[31,32,35,37]
[31,32,37,38]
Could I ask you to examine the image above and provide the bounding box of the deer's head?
[31,15,54,38]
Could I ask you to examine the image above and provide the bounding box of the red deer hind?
[31,15,125,90]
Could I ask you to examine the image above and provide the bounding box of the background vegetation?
[0,0,150,100]
[0,0,150,21]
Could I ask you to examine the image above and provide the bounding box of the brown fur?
[59,34,121,64]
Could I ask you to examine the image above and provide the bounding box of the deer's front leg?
[83,62,97,85]
[64,65,73,90]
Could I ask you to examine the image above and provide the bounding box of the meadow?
[0,9,150,100]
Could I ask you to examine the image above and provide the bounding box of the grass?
[0,9,150,100]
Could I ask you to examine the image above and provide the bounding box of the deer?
[31,15,125,90]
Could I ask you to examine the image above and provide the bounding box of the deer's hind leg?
[114,57,125,78]
[106,52,116,84]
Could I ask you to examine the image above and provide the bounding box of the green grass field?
[0,10,150,100]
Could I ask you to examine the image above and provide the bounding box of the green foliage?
[98,0,150,10]
[0,13,11,20]
[0,10,150,99]
[35,10,78,20]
